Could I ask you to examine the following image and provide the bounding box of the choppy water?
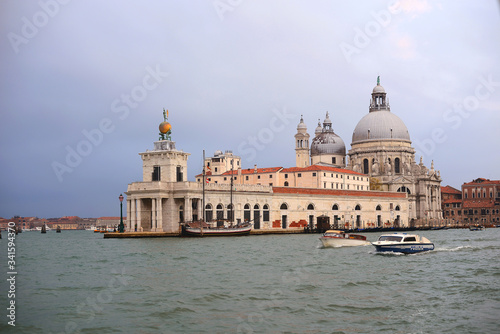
[0,228,499,333]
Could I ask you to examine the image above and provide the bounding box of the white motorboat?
[371,233,434,254]
[319,230,370,247]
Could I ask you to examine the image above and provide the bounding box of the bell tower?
[295,115,310,167]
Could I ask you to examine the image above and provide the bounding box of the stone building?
[346,78,442,224]
[125,109,409,232]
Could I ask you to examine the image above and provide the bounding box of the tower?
[295,115,310,167]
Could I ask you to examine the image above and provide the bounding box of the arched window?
[397,186,411,194]
[395,205,400,211]
[376,205,382,211]
[280,203,288,210]
[179,205,184,222]
[205,204,213,221]
[216,204,224,220]
[284,181,289,187]
[332,204,339,210]
[307,204,314,210]
[363,159,369,174]
[395,158,400,174]
[244,204,251,222]
[263,204,270,222]
[355,204,361,210]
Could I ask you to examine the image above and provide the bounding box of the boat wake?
[432,245,473,253]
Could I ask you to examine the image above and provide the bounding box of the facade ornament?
[372,158,380,174]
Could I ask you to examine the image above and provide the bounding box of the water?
[1,229,499,333]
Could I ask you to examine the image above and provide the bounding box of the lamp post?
[118,194,125,232]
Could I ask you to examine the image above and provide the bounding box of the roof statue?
[377,75,380,86]
[159,108,172,141]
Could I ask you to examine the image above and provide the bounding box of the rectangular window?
[332,157,336,164]
[269,175,273,178]
[257,175,261,179]
[298,173,302,177]
[285,174,288,179]
[246,176,249,180]
[176,166,183,182]
[324,182,326,188]
[312,173,316,177]
[224,177,227,181]
[152,166,161,181]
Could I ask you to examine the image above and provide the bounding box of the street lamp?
[118,194,125,232]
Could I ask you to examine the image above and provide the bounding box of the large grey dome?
[352,110,410,143]
[311,132,346,155]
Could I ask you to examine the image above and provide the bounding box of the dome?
[315,120,322,135]
[373,84,385,93]
[352,110,410,143]
[311,132,346,156]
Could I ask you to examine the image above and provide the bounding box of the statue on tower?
[159,108,172,141]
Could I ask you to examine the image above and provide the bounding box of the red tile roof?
[272,187,406,198]
[442,199,461,204]
[281,165,366,176]
[463,178,500,186]
[441,185,461,194]
[224,167,283,175]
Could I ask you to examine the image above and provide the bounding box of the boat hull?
[320,237,370,247]
[183,226,252,237]
[372,242,434,254]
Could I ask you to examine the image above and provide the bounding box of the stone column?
[157,197,163,231]
[151,197,157,231]
[185,197,192,222]
[136,199,142,232]
[198,198,203,220]
[127,199,132,231]
[130,199,136,232]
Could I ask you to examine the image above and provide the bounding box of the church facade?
[125,78,440,233]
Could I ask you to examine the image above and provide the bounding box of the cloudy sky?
[1,0,499,219]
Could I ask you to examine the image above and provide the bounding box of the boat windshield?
[378,235,403,242]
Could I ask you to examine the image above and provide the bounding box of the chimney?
[254,164,257,173]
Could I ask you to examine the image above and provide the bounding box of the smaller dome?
[315,120,322,135]
[373,84,385,93]
[311,132,346,156]
[159,122,171,134]
[214,150,223,156]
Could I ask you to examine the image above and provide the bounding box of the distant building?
[462,178,500,225]
[96,217,126,229]
[441,185,463,225]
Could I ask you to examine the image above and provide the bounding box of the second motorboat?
[371,232,434,254]
[319,230,370,247]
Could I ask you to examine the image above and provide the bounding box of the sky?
[1,0,499,219]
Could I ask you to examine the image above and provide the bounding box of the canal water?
[0,228,499,333]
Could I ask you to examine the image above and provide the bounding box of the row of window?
[464,190,499,199]
[203,202,401,212]
[445,209,500,216]
[362,157,403,174]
